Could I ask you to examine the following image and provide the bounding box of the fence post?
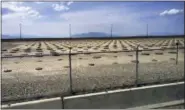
[135,44,140,87]
[176,41,179,65]
[61,96,65,109]
[69,47,73,94]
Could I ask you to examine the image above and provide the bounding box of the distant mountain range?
[2,32,184,39]
[2,34,18,39]
[72,32,112,38]
[2,32,115,39]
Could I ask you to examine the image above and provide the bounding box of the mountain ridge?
[2,32,184,39]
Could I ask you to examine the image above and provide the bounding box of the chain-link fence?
[68,42,184,95]
[1,39,184,104]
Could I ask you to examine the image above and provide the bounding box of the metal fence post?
[69,47,73,94]
[135,44,140,87]
[176,41,179,65]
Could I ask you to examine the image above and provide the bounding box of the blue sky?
[2,1,184,38]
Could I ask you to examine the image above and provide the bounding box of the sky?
[2,1,184,38]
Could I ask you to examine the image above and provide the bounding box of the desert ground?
[1,37,184,104]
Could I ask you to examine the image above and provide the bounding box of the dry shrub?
[58,59,63,61]
[5,54,12,57]
[12,48,19,51]
[10,51,17,53]
[141,52,150,56]
[50,51,60,56]
[21,53,28,56]
[24,48,31,53]
[131,60,139,63]
[87,46,91,48]
[58,47,63,49]
[37,60,42,62]
[15,62,19,64]
[104,47,109,49]
[36,48,42,51]
[64,66,69,68]
[155,52,163,55]
[148,45,153,47]
[35,67,43,70]
[161,47,166,49]
[152,59,158,62]
[143,47,149,50]
[89,63,95,66]
[112,62,118,65]
[122,48,128,50]
[84,52,91,55]
[4,69,12,72]
[71,53,77,55]
[113,45,117,48]
[35,53,43,57]
[168,51,177,54]
[92,56,101,59]
[170,58,175,60]
[124,50,130,52]
[145,49,153,52]
[101,50,107,52]
[47,48,52,50]
[37,49,43,52]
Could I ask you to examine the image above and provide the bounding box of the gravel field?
[2,60,184,104]
[1,42,22,50]
[1,38,184,104]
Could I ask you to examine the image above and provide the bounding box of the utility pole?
[135,44,140,87]
[176,40,179,65]
[68,24,73,94]
[146,24,148,36]
[111,24,113,38]
[69,24,71,40]
[123,26,124,37]
[20,23,22,40]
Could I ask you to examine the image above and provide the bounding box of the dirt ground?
[1,38,184,104]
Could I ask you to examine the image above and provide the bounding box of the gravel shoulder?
[1,60,184,104]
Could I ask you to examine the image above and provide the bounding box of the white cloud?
[2,2,42,20]
[67,1,73,6]
[160,9,184,16]
[2,5,184,37]
[35,2,44,4]
[52,3,69,11]
[7,2,23,5]
[52,2,73,11]
[2,2,30,12]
